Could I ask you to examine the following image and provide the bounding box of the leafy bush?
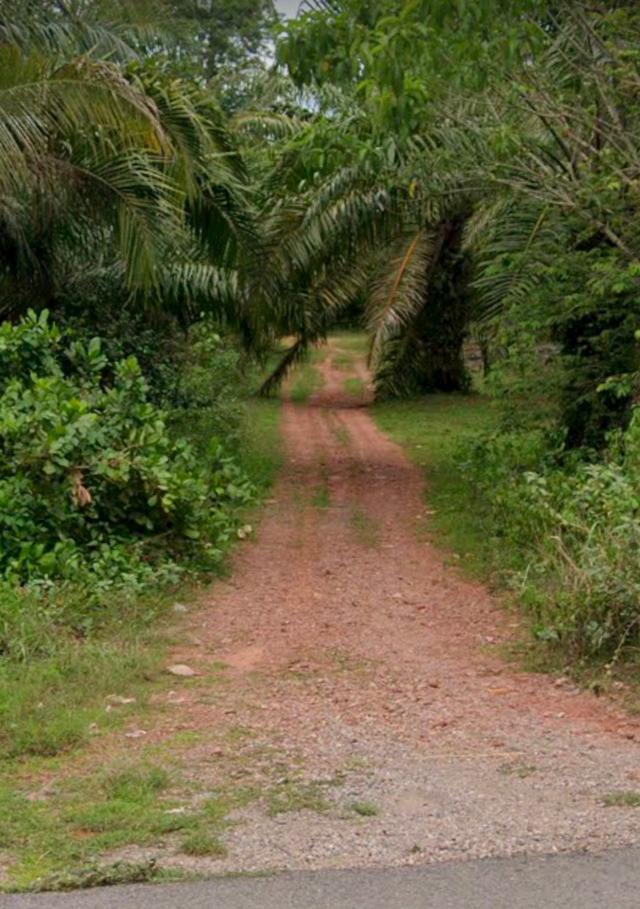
[0,311,255,588]
[169,319,250,447]
[462,412,640,659]
[485,246,640,450]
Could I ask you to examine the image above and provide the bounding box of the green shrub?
[0,312,283,761]
[0,310,255,588]
[463,410,640,658]
[168,320,253,468]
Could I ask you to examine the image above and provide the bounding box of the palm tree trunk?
[415,215,471,393]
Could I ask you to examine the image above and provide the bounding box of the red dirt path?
[132,341,640,871]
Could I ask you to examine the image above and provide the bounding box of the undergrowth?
[0,314,282,766]
[344,377,367,401]
[374,394,500,577]
[0,403,281,889]
[374,391,640,678]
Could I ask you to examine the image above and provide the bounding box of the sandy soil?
[116,341,640,873]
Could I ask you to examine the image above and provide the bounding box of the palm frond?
[231,110,304,141]
[152,262,240,322]
[470,199,560,322]
[259,337,308,397]
[366,229,434,368]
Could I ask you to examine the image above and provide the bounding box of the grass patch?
[309,346,328,365]
[344,377,367,401]
[266,780,332,816]
[326,648,374,673]
[602,791,640,808]
[178,785,261,859]
[324,411,351,446]
[180,830,228,857]
[311,484,331,508]
[23,860,165,893]
[310,458,331,508]
[239,399,283,493]
[351,800,379,817]
[350,507,380,547]
[61,767,193,846]
[373,395,499,578]
[330,331,368,354]
[0,761,262,890]
[332,353,354,370]
[290,360,324,404]
[331,424,351,446]
[0,762,199,890]
[224,724,255,745]
[0,606,169,761]
[343,756,370,772]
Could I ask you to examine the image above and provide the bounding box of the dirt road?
[122,340,640,874]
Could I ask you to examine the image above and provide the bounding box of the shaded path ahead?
[112,339,640,874]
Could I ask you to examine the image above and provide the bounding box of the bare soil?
[118,341,640,872]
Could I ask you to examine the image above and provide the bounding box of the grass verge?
[373,395,500,578]
[238,398,283,494]
[372,393,640,693]
[0,758,258,891]
[332,353,354,370]
[1,399,282,763]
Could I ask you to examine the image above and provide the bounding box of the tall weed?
[463,413,640,658]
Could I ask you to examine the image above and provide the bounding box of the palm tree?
[253,2,640,420]
[0,3,257,326]
[243,99,478,397]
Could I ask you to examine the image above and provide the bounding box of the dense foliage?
[457,411,640,660]
[0,311,254,585]
[0,0,278,680]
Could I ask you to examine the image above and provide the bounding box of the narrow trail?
[127,341,640,873]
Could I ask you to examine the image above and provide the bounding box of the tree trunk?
[414,215,471,393]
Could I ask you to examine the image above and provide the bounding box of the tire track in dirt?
[123,339,640,874]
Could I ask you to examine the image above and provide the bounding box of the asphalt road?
[5,849,640,909]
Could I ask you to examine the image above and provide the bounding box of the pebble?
[167,664,198,677]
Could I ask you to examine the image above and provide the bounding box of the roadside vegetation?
[0,331,281,889]
[373,393,500,572]
[0,1,283,889]
[376,377,640,678]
